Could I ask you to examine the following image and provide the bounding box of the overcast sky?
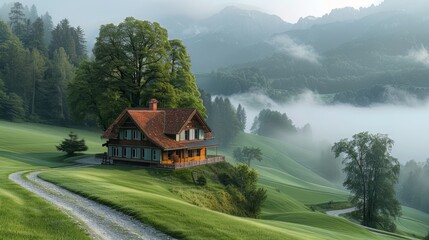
[13,0,383,28]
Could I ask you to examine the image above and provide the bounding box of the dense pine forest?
[0,3,86,123]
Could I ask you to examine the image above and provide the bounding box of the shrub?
[196,176,207,186]
[218,173,233,186]
[56,132,88,156]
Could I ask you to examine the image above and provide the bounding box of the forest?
[0,3,85,123]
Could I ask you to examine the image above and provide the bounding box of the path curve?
[9,168,175,240]
[326,207,357,217]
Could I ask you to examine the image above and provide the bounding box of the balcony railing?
[159,155,225,169]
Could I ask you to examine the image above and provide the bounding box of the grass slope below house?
[0,120,426,239]
[218,132,349,216]
[41,165,382,240]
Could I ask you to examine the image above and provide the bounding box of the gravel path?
[9,168,175,240]
[326,207,357,217]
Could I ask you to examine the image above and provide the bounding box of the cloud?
[224,91,429,163]
[269,36,321,64]
[406,46,429,67]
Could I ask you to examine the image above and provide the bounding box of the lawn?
[40,165,382,240]
[0,120,104,239]
[1,120,426,239]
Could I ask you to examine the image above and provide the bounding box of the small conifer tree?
[56,132,88,156]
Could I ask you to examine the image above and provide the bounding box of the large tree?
[233,146,263,167]
[332,132,401,231]
[70,17,205,128]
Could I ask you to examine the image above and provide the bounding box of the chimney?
[149,98,158,111]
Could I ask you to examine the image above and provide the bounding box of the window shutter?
[108,147,113,157]
[144,149,151,160]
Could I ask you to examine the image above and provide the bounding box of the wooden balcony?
[159,155,225,169]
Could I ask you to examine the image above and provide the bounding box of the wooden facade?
[102,99,223,168]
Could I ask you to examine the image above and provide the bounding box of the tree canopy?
[251,109,297,138]
[332,132,401,231]
[233,146,263,167]
[70,17,205,129]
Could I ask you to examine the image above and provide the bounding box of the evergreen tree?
[56,132,88,156]
[50,19,84,66]
[74,26,87,61]
[251,109,297,138]
[28,17,45,52]
[28,48,47,116]
[236,104,246,131]
[41,12,53,48]
[41,48,74,121]
[8,2,26,40]
[28,5,38,22]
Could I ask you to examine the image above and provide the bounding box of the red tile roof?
[103,108,212,150]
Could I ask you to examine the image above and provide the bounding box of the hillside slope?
[0,120,426,239]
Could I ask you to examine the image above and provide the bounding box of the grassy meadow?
[0,120,104,239]
[0,120,427,239]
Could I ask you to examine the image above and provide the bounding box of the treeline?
[397,160,429,213]
[201,91,246,146]
[197,51,429,105]
[0,2,86,123]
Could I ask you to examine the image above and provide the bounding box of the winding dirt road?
[9,167,175,240]
[325,207,357,217]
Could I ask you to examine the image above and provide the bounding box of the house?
[102,99,224,168]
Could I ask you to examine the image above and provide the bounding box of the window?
[141,149,145,159]
[112,147,120,157]
[132,148,138,158]
[188,150,193,157]
[189,129,195,140]
[195,129,199,139]
[132,130,138,140]
[196,149,201,157]
[152,150,157,160]
[122,148,127,157]
[185,130,190,140]
[123,130,128,139]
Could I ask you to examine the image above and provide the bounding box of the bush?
[196,176,207,186]
[218,173,233,186]
[56,132,88,156]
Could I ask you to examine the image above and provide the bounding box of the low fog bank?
[225,91,429,163]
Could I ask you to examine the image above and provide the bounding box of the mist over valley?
[225,91,429,163]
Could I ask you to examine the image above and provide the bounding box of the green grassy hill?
[220,132,349,215]
[0,120,104,239]
[0,120,427,239]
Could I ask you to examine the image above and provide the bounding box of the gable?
[180,112,212,133]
